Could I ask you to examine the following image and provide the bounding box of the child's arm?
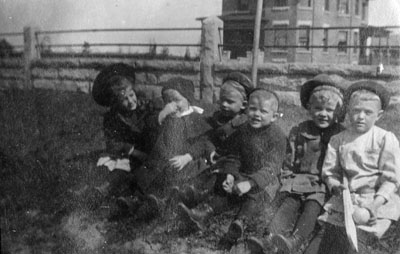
[322,135,346,195]
[366,132,400,222]
[103,115,141,158]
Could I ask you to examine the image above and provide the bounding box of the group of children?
[91,63,400,254]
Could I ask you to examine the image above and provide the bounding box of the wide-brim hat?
[345,80,390,110]
[222,72,253,96]
[161,77,195,103]
[92,63,136,107]
[300,74,344,108]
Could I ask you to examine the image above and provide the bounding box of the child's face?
[348,97,383,134]
[247,93,278,129]
[308,97,338,129]
[219,84,246,117]
[162,89,190,114]
[116,85,137,113]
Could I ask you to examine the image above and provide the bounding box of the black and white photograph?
[1,0,400,253]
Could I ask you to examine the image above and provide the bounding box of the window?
[323,28,329,52]
[273,24,288,51]
[300,0,312,7]
[238,0,249,11]
[338,31,348,53]
[353,31,359,53]
[337,0,349,14]
[274,0,288,7]
[298,26,310,50]
[355,0,360,15]
[324,0,329,11]
[362,1,367,20]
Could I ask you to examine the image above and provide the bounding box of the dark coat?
[133,112,214,193]
[206,110,248,157]
[221,123,287,200]
[280,120,344,205]
[103,108,159,158]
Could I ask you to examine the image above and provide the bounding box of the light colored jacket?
[319,126,400,237]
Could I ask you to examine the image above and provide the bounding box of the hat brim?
[300,75,338,108]
[223,72,253,96]
[92,63,136,107]
[345,80,390,110]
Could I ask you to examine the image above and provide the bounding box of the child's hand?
[222,174,235,193]
[169,154,193,171]
[97,156,112,167]
[364,195,385,225]
[331,184,346,196]
[233,181,251,196]
[103,159,117,171]
[364,204,378,225]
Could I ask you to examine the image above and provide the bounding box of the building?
[221,0,370,64]
[220,0,268,59]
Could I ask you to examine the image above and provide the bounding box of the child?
[91,63,156,199]
[130,77,214,219]
[247,74,346,254]
[308,80,400,254]
[173,72,252,208]
[178,88,287,251]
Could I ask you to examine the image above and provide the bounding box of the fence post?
[23,26,39,89]
[200,16,223,104]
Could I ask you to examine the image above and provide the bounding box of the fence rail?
[34,27,202,52]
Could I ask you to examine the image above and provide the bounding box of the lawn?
[0,88,399,254]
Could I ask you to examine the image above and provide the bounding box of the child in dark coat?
[247,74,345,254]
[173,72,252,208]
[130,77,214,220]
[178,88,287,251]
[92,63,157,198]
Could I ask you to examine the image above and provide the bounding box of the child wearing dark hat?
[305,80,400,254]
[178,88,287,251]
[130,77,214,220]
[172,72,252,209]
[247,74,346,254]
[92,63,158,198]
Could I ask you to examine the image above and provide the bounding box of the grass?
[0,88,399,254]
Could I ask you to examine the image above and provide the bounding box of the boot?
[217,219,243,251]
[116,195,142,215]
[171,185,210,208]
[246,235,274,254]
[177,202,213,231]
[135,194,165,221]
[272,233,304,254]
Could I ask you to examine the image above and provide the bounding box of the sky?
[0,0,399,54]
[0,0,223,54]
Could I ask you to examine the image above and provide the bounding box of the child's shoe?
[94,181,111,197]
[271,233,303,254]
[217,219,243,251]
[135,194,165,221]
[177,202,213,231]
[116,195,142,214]
[247,235,275,254]
[247,236,266,254]
[171,185,210,208]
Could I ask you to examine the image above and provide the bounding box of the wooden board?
[343,176,358,252]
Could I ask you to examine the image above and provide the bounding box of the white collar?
[179,106,204,117]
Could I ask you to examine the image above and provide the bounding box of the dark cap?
[92,63,136,107]
[161,77,195,103]
[300,74,344,108]
[345,80,390,110]
[223,72,253,96]
[248,88,280,110]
